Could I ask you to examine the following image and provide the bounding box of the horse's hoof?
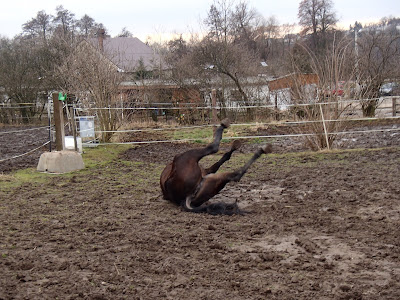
[260,144,272,154]
[231,140,242,151]
[220,118,230,128]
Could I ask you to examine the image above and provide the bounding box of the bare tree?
[298,0,338,51]
[22,10,52,41]
[0,37,49,123]
[290,34,356,150]
[205,0,232,43]
[230,1,260,48]
[202,0,262,115]
[76,14,98,37]
[53,5,76,39]
[0,7,111,125]
[58,41,124,142]
[117,27,133,38]
[22,8,105,41]
[355,20,400,116]
[194,39,259,104]
[251,16,280,63]
[161,0,266,121]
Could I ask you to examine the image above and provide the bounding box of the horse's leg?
[229,143,272,182]
[204,140,241,175]
[186,144,272,209]
[197,118,231,159]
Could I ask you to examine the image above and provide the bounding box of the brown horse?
[160,119,272,214]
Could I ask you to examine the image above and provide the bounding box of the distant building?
[90,29,162,74]
[79,32,319,112]
[267,73,319,109]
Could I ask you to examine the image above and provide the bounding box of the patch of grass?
[170,125,246,144]
[0,168,51,190]
[82,144,132,168]
[0,144,132,191]
[171,127,214,143]
[199,148,365,177]
[247,137,266,144]
[254,148,389,172]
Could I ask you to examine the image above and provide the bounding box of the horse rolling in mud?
[160,119,272,215]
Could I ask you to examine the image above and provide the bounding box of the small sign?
[58,92,67,101]
[79,117,95,138]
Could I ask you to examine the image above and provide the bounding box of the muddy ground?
[0,121,399,299]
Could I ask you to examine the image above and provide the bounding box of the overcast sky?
[1,0,399,41]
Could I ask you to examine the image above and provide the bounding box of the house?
[80,33,319,117]
[92,29,162,74]
[86,30,191,106]
[267,73,319,109]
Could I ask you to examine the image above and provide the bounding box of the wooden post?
[274,93,280,121]
[211,89,218,136]
[47,97,52,152]
[211,89,217,124]
[393,97,397,117]
[319,103,330,150]
[70,105,78,152]
[52,93,65,151]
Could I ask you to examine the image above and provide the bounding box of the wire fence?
[1,117,399,165]
[85,125,400,146]
[0,141,50,163]
[0,125,52,165]
[74,96,399,123]
[70,97,399,145]
[1,96,399,125]
[1,97,399,165]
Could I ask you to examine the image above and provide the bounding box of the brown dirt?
[0,126,50,173]
[1,121,400,299]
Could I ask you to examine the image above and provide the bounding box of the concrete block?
[37,151,84,173]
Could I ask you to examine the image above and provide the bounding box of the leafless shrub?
[290,35,355,150]
[57,41,124,142]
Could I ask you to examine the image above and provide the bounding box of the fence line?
[0,105,38,109]
[1,119,398,163]
[75,97,392,111]
[0,102,36,107]
[331,127,400,136]
[73,96,398,134]
[2,98,398,111]
[0,141,50,163]
[1,96,398,164]
[0,126,50,135]
[91,115,400,134]
[85,127,400,146]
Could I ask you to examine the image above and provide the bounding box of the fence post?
[274,93,280,121]
[393,97,397,117]
[52,93,65,151]
[70,105,78,152]
[47,96,52,152]
[211,89,217,124]
[319,103,330,150]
